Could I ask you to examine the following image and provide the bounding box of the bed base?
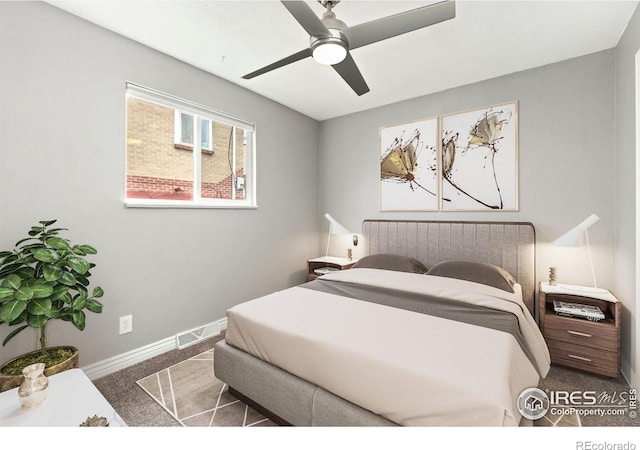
[214,340,396,427]
[228,387,291,426]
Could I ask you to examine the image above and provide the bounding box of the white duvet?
[224,268,550,426]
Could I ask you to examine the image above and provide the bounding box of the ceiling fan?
[242,0,456,96]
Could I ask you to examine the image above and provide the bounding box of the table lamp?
[551,213,599,288]
[324,213,352,257]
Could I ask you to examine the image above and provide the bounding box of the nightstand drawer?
[547,339,619,378]
[544,315,617,350]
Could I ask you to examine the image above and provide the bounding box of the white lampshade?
[312,41,347,65]
[324,213,350,235]
[324,213,351,257]
[551,214,599,247]
[551,213,600,288]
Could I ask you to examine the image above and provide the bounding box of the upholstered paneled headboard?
[362,220,536,314]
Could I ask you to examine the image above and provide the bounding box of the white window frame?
[174,111,213,151]
[125,82,257,209]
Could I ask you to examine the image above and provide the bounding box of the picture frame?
[379,117,438,211]
[439,101,519,211]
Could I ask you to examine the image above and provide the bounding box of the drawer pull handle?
[568,354,592,362]
[567,330,592,338]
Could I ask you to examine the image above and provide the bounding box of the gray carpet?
[93,333,638,427]
[537,364,639,427]
[93,336,226,426]
[136,348,276,426]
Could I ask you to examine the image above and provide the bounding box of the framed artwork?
[439,101,519,211]
[379,117,438,211]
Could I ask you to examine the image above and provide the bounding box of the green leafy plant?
[0,220,104,351]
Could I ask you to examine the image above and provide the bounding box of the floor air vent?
[175,318,227,349]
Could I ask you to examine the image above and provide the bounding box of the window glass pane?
[180,113,194,145]
[201,119,211,150]
[126,96,193,200]
[201,121,247,200]
[125,82,255,208]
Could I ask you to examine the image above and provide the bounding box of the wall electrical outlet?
[119,315,133,335]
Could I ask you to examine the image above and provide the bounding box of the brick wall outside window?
[126,97,246,200]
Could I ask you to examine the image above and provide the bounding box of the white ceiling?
[47,0,638,121]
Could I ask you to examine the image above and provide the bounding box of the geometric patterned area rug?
[137,348,579,428]
[136,349,276,427]
[531,407,582,427]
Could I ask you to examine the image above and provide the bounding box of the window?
[125,83,256,208]
[175,112,212,151]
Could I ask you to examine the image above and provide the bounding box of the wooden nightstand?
[538,282,620,378]
[306,256,357,282]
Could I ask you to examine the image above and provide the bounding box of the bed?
[214,220,550,426]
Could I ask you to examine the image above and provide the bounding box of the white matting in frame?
[379,117,438,211]
[440,101,519,211]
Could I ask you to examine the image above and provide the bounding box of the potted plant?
[0,220,104,391]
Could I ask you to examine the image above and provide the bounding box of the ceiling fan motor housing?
[310,8,348,65]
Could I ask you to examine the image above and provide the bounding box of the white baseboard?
[81,336,176,380]
[82,317,227,381]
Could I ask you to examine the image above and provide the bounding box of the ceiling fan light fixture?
[312,39,347,65]
[310,26,348,66]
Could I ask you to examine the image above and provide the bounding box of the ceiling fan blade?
[345,0,456,50]
[281,1,330,37]
[242,48,312,79]
[332,53,370,96]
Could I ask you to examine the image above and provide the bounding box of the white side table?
[0,368,126,427]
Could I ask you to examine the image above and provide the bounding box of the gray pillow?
[426,260,516,293]
[353,254,428,274]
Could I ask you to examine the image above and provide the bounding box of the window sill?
[174,144,214,155]
[124,198,257,209]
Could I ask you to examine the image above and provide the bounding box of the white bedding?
[224,268,551,426]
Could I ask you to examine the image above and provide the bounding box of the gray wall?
[319,50,632,370]
[0,2,320,366]
[320,50,616,290]
[615,4,640,388]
